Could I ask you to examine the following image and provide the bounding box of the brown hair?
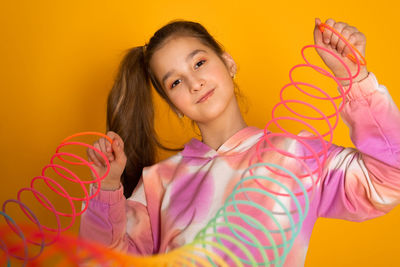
[106,19,244,198]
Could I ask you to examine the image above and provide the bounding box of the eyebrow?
[161,49,207,86]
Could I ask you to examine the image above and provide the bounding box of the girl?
[80,18,400,266]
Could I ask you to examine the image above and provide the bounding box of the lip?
[196,88,215,103]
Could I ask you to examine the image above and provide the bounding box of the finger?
[87,145,103,167]
[106,140,114,161]
[322,18,335,44]
[330,22,347,51]
[86,148,102,180]
[342,32,365,57]
[314,17,323,40]
[105,131,126,163]
[105,132,116,159]
[107,131,125,150]
[93,142,107,167]
[99,137,114,162]
[106,131,118,141]
[342,34,355,57]
[105,136,112,153]
[337,26,357,55]
[111,138,127,165]
[99,137,106,155]
[106,131,122,159]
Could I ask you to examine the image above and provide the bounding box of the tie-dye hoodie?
[79,72,400,266]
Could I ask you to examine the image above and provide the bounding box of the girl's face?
[149,36,237,124]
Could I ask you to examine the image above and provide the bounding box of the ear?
[221,52,237,77]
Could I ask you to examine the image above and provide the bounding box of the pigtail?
[106,46,157,198]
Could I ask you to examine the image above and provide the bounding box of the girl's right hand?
[86,131,127,190]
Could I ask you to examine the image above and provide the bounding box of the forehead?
[150,36,211,77]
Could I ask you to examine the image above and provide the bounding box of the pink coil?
[0,132,113,266]
[234,22,365,263]
[252,22,364,192]
[0,22,366,266]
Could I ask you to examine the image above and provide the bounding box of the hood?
[181,126,265,159]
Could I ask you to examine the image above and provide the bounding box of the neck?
[197,99,247,151]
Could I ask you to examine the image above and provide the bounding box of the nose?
[188,76,205,93]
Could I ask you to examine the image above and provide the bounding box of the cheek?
[210,63,228,78]
[211,64,232,87]
[169,92,191,111]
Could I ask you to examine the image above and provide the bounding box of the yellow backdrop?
[1,0,399,266]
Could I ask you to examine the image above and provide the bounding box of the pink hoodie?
[80,72,400,266]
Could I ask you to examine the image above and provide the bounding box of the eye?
[195,59,206,69]
[170,79,181,89]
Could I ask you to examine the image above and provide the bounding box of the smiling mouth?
[196,89,215,103]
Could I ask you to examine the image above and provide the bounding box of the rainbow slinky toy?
[0,22,366,266]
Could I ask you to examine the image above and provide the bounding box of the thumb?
[313,18,323,45]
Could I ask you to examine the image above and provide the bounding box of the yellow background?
[1,0,399,266]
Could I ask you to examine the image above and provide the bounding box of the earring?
[232,73,236,79]
[177,111,184,118]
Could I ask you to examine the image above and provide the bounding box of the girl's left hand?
[313,18,369,86]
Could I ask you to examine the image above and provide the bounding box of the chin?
[200,103,230,123]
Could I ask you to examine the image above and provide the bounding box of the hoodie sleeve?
[79,179,154,255]
[315,72,400,221]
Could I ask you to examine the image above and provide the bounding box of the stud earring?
[177,111,184,118]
